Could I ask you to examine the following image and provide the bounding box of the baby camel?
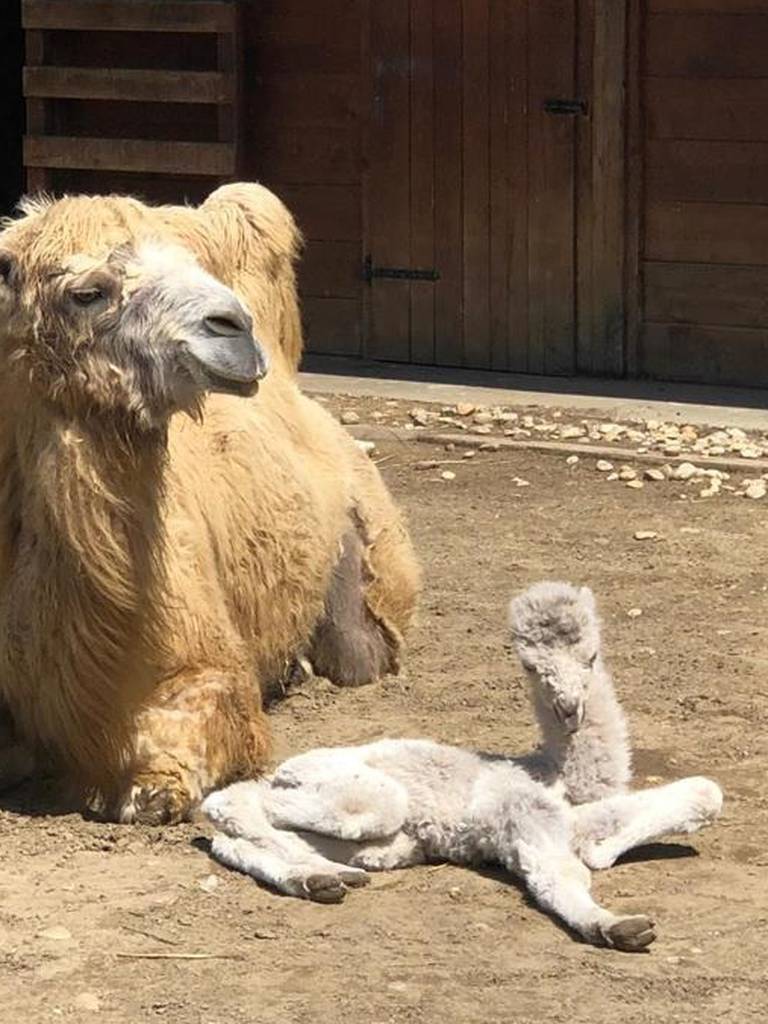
[202,582,723,951]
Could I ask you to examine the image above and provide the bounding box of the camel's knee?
[310,522,400,687]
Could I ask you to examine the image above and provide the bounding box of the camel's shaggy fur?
[203,582,723,952]
[0,185,419,822]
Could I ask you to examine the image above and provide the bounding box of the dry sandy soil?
[3,406,768,1024]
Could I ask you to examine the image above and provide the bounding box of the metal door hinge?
[543,98,588,116]
[363,255,440,283]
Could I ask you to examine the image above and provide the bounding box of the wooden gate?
[365,0,580,374]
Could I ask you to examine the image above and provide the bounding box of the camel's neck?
[532,660,631,804]
[1,407,169,775]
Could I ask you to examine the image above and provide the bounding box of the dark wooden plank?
[461,0,491,368]
[45,30,215,71]
[45,168,217,205]
[50,99,218,143]
[649,0,768,11]
[243,4,362,76]
[433,0,464,367]
[624,0,643,376]
[504,0,529,373]
[646,200,768,264]
[216,4,242,175]
[274,185,361,241]
[24,136,235,176]
[527,0,577,375]
[576,0,626,377]
[365,0,411,362]
[299,241,360,299]
[646,14,768,78]
[25,29,48,193]
[302,297,362,357]
[23,67,233,103]
[488,0,510,370]
[250,75,360,128]
[23,1,236,33]
[255,127,359,185]
[645,261,768,328]
[408,0,436,365]
[646,78,768,142]
[641,322,768,387]
[647,140,768,203]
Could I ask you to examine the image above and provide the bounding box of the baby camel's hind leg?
[573,777,723,870]
[203,781,370,903]
[268,750,409,841]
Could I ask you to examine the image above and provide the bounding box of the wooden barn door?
[364,0,579,374]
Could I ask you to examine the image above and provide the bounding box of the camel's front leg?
[114,670,270,825]
[573,777,723,870]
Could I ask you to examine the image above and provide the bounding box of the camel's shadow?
[0,775,84,818]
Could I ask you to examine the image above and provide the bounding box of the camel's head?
[509,581,601,733]
[0,194,268,427]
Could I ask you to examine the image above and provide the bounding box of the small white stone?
[633,530,658,541]
[672,462,698,481]
[565,455,579,465]
[355,440,376,456]
[409,407,430,426]
[596,460,613,472]
[339,410,360,425]
[414,459,439,470]
[440,470,456,481]
[456,402,475,416]
[618,466,637,481]
[462,449,477,460]
[38,926,72,942]
[74,993,101,1013]
[513,477,530,487]
[479,441,501,452]
[625,479,644,490]
[198,874,220,893]
[745,480,767,499]
[473,424,493,435]
[627,608,643,619]
[560,426,585,439]
[606,472,619,481]
[473,411,493,425]
[741,445,763,459]
[644,468,666,482]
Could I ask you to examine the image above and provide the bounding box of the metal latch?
[542,98,588,115]
[363,255,440,283]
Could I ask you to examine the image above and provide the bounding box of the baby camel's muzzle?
[553,697,585,733]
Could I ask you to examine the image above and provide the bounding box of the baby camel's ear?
[196,182,304,371]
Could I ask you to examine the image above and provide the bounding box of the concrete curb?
[347,424,768,475]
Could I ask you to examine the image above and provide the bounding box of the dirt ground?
[3,417,768,1024]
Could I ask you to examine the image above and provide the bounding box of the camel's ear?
[17,193,55,219]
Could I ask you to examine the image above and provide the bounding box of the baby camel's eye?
[71,287,105,307]
[587,652,598,667]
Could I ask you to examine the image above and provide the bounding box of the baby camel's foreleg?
[572,777,723,870]
[267,749,410,841]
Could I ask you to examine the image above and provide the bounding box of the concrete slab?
[299,355,768,431]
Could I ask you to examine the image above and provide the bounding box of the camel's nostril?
[204,313,248,337]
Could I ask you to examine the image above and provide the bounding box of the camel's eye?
[71,287,104,307]
[588,652,598,667]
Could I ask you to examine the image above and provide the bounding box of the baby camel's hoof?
[338,869,371,889]
[604,915,656,952]
[303,874,348,904]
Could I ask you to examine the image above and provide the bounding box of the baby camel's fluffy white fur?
[202,582,723,952]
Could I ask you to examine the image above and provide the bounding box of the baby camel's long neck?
[4,409,169,776]
[534,662,631,804]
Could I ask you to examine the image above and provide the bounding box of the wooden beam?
[23,67,234,104]
[24,136,235,176]
[22,1,237,34]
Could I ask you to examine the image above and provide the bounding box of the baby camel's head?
[509,581,601,733]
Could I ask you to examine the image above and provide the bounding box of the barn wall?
[240,0,365,358]
[639,0,768,387]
